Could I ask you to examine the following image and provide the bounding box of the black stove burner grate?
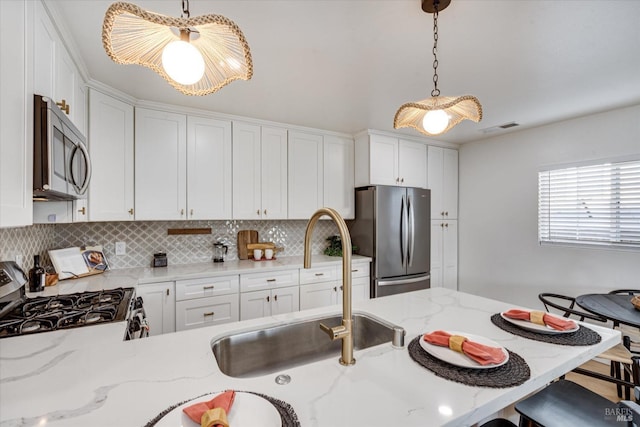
[0,287,134,339]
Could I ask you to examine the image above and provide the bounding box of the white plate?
[155,391,281,427]
[500,312,579,335]
[419,331,509,369]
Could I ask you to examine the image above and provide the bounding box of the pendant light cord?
[431,0,440,97]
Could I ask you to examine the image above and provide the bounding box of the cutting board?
[237,230,258,260]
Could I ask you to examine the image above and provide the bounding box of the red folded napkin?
[183,390,236,426]
[503,309,576,331]
[423,330,507,366]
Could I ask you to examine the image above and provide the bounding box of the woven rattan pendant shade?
[394,95,482,136]
[102,2,252,96]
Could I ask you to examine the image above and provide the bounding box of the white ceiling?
[51,0,640,144]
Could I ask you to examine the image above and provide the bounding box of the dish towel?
[183,390,236,427]
[503,309,577,331]
[423,330,507,366]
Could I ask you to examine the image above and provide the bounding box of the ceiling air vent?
[479,122,520,134]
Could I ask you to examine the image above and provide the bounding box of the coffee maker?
[213,242,228,263]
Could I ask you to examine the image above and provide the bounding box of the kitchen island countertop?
[0,287,620,427]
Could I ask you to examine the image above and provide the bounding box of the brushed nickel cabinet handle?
[256,209,260,215]
[266,279,276,283]
[203,312,214,317]
[333,286,337,292]
[401,178,404,183]
[166,289,169,296]
[274,294,278,301]
[445,223,449,228]
[180,209,184,216]
[315,273,324,276]
[190,209,194,216]
[78,207,86,215]
[203,285,214,290]
[264,209,267,215]
[266,296,270,302]
[128,208,134,215]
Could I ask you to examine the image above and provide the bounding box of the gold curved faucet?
[304,207,355,366]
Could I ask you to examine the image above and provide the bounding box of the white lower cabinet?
[299,262,370,310]
[175,276,240,331]
[239,269,300,320]
[430,220,458,290]
[137,282,176,336]
[176,295,239,331]
[240,286,300,321]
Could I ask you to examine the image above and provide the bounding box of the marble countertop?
[27,255,372,297]
[1,287,620,427]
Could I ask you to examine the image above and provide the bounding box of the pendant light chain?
[181,0,190,18]
[431,0,440,97]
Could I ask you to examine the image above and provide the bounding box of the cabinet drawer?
[175,294,239,331]
[350,262,370,279]
[299,265,338,285]
[240,269,299,292]
[175,275,239,301]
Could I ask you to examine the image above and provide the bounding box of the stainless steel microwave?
[33,94,91,201]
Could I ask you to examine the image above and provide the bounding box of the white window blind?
[538,159,640,248]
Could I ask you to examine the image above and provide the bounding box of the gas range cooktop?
[0,288,134,338]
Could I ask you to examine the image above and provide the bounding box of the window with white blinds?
[538,159,640,249]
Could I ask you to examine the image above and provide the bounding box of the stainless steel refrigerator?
[348,186,430,297]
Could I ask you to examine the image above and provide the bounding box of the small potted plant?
[323,235,358,257]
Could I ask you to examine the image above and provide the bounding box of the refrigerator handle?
[408,194,415,267]
[400,194,406,268]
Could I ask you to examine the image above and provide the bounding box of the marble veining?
[1,287,621,427]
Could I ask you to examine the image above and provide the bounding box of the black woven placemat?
[143,390,300,427]
[408,336,530,388]
[491,313,602,346]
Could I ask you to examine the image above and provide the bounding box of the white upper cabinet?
[0,0,32,228]
[428,146,458,219]
[355,132,427,188]
[232,122,288,220]
[135,108,187,220]
[135,108,231,220]
[323,135,355,219]
[288,131,324,219]
[88,89,134,222]
[33,1,84,131]
[187,116,232,219]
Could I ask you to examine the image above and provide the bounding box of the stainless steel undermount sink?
[211,312,404,378]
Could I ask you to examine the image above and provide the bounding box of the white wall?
[458,104,640,308]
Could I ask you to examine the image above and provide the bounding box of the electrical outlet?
[115,242,126,256]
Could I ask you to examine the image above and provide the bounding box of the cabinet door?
[187,116,232,219]
[398,139,427,188]
[240,290,271,320]
[323,135,355,219]
[430,220,443,288]
[33,1,55,98]
[88,90,134,221]
[271,286,300,316]
[135,108,187,220]
[137,282,176,336]
[369,134,398,186]
[288,131,323,219]
[261,126,288,219]
[351,277,370,302]
[232,122,262,219]
[300,282,338,310]
[442,148,458,219]
[55,45,77,126]
[176,294,239,331]
[427,146,444,218]
[0,0,32,227]
[443,220,458,290]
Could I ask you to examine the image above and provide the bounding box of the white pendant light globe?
[162,40,205,85]
[422,109,450,134]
